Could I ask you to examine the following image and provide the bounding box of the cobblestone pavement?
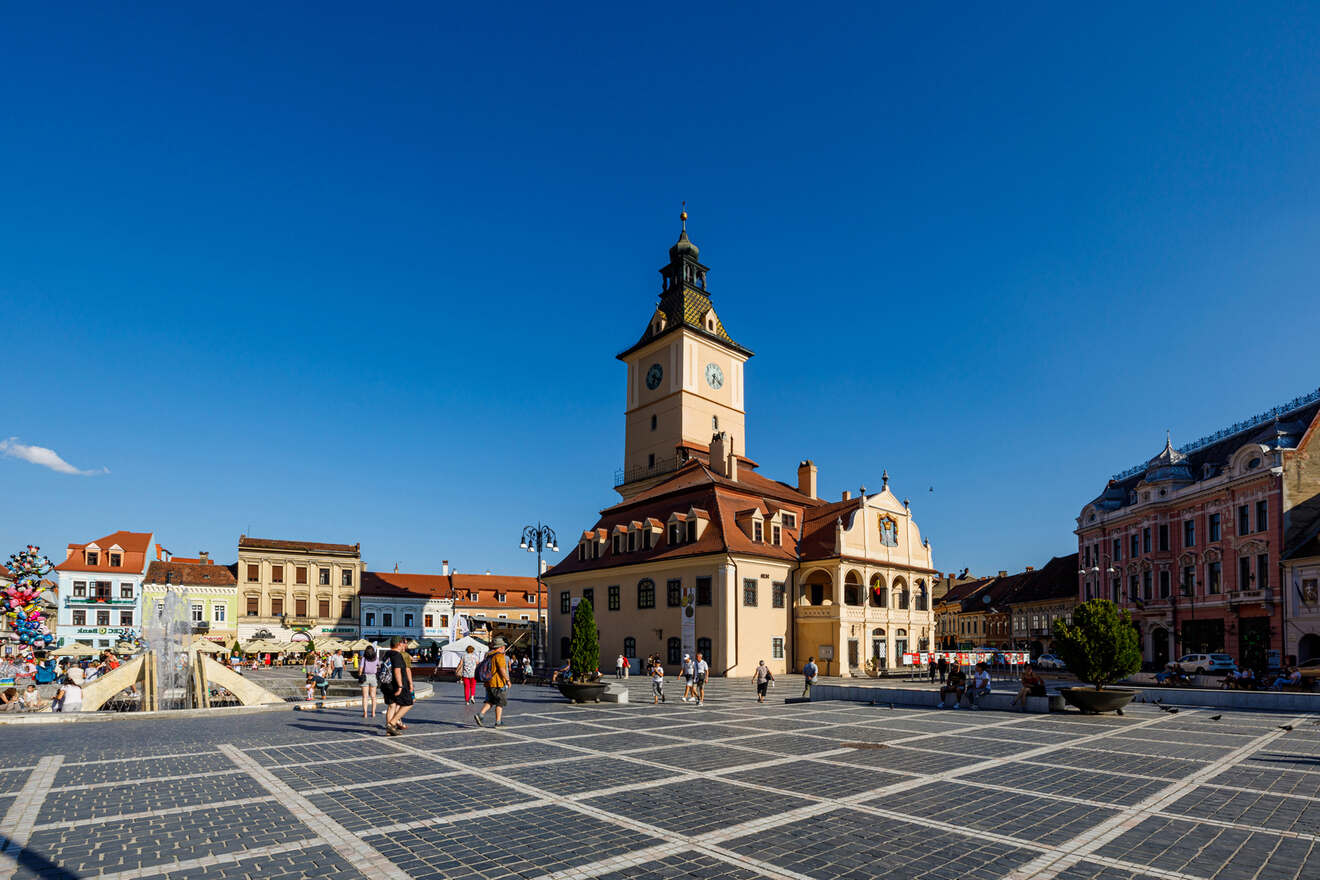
[1,678,1318,879]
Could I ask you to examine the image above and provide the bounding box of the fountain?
[142,589,195,709]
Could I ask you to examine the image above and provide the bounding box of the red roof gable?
[54,531,153,574]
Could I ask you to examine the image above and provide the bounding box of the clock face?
[645,363,663,390]
[705,362,724,390]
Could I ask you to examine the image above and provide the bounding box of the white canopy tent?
[439,636,489,669]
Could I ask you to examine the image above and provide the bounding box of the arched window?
[623,637,636,658]
[697,637,712,664]
[667,637,681,664]
[712,415,719,431]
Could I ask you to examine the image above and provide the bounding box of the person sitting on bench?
[938,663,966,708]
[1270,666,1302,690]
[966,662,992,710]
[1010,666,1046,709]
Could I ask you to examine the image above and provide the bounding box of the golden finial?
[680,200,687,231]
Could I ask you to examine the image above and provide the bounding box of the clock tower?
[615,211,753,498]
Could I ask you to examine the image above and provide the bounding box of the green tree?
[1052,599,1141,690]
[569,598,600,682]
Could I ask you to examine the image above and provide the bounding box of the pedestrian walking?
[379,636,415,734]
[459,644,478,704]
[937,655,949,684]
[694,652,709,705]
[359,646,379,718]
[332,650,345,680]
[616,653,625,679]
[474,636,511,728]
[928,654,938,682]
[680,654,696,702]
[753,660,774,703]
[622,655,630,678]
[802,656,819,699]
[651,657,666,704]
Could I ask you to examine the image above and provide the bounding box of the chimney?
[199,551,210,564]
[998,570,1008,578]
[442,560,449,576]
[842,490,851,501]
[1025,566,1034,572]
[710,431,736,479]
[797,460,818,499]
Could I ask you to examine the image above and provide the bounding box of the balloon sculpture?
[4,545,55,647]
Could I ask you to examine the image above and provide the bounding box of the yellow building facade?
[545,215,937,676]
[235,536,363,642]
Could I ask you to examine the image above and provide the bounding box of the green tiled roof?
[618,285,751,358]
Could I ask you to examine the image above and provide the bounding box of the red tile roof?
[143,560,237,587]
[54,531,153,573]
[361,571,541,609]
[547,466,808,578]
[239,536,361,555]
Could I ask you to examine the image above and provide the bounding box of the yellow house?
[544,214,938,676]
[141,552,238,647]
[235,536,363,642]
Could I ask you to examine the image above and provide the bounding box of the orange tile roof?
[362,571,542,609]
[54,531,153,573]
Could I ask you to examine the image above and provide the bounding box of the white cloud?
[0,437,108,476]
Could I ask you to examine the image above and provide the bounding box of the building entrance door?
[1151,627,1170,669]
[871,638,887,669]
[847,639,859,670]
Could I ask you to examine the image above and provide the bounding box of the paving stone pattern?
[1,677,1317,879]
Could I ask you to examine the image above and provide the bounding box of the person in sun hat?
[474,636,510,729]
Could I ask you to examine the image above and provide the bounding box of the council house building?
[543,214,937,677]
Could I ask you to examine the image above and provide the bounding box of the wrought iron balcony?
[64,596,135,607]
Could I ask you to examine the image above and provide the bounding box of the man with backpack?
[378,636,414,735]
[474,636,510,729]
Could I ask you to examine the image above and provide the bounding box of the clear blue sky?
[4,3,1319,578]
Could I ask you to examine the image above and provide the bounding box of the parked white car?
[1034,654,1067,670]
[1168,653,1237,674]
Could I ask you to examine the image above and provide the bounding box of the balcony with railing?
[614,455,684,487]
[1227,588,1270,605]
[64,595,135,607]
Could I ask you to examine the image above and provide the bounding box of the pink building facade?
[1076,392,1320,672]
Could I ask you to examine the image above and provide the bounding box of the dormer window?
[468,591,478,602]
[613,533,623,553]
[782,513,797,529]
[686,520,697,542]
[643,528,653,550]
[109,553,121,568]
[628,530,637,552]
[578,543,587,561]
[85,550,99,566]
[496,593,506,603]
[669,523,681,545]
[772,524,781,546]
[753,521,763,542]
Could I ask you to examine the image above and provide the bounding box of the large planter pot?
[1061,686,1136,715]
[557,681,607,703]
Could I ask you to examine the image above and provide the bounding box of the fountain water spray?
[142,590,194,709]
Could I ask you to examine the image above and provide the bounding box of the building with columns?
[1076,391,1320,671]
[544,214,937,677]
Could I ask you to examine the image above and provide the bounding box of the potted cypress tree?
[556,598,607,703]
[1052,599,1142,714]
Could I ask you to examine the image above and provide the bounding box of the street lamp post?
[519,523,558,670]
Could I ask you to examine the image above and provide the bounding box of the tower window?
[650,414,657,430]
[712,416,718,431]
[648,453,655,468]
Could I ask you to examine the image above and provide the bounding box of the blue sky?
[4,3,1319,578]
